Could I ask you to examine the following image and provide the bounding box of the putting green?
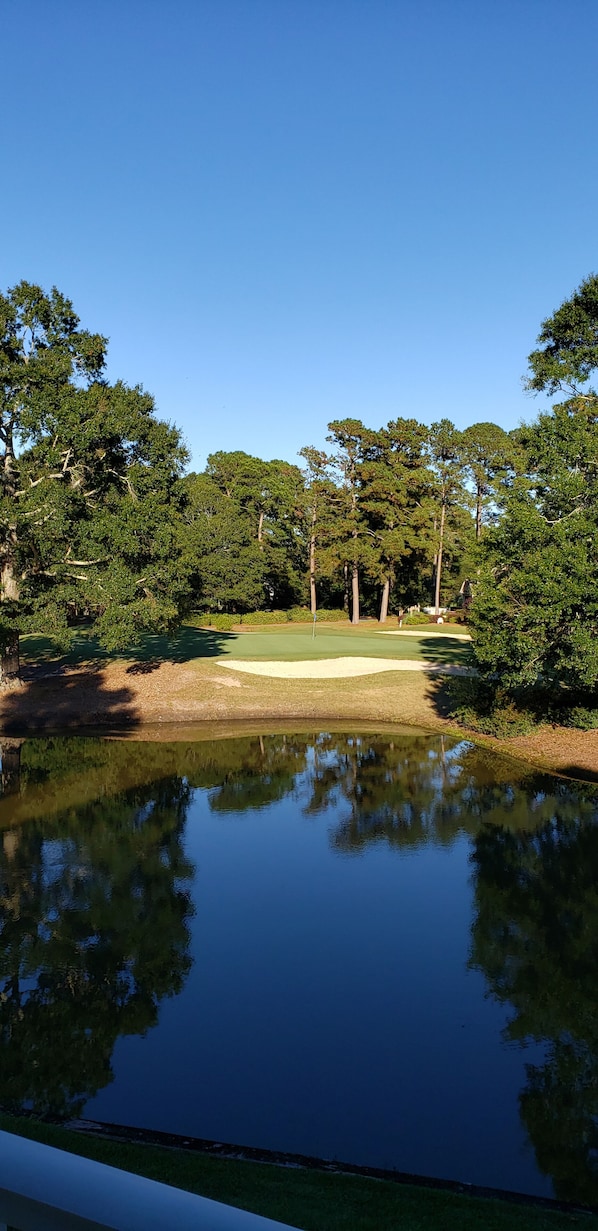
[212,625,471,665]
[20,623,472,669]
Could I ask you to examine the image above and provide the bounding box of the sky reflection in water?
[0,731,597,1204]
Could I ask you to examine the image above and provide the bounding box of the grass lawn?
[20,621,472,669]
[12,622,592,782]
[0,1113,592,1231]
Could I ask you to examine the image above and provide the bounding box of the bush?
[314,608,348,622]
[447,677,538,737]
[442,610,469,626]
[190,607,349,629]
[240,610,288,625]
[402,612,432,626]
[457,702,537,738]
[563,705,598,730]
[190,612,237,631]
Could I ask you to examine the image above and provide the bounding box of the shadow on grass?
[417,636,473,666]
[21,626,238,672]
[424,675,458,719]
[1,663,139,734]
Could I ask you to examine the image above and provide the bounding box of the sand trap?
[378,629,472,640]
[217,657,474,679]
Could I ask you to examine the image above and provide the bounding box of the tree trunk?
[351,562,360,624]
[343,562,349,613]
[0,630,20,687]
[309,508,317,615]
[1,552,21,686]
[257,509,264,548]
[434,501,446,615]
[475,487,482,540]
[379,577,390,623]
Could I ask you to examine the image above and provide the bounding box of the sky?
[2,0,597,472]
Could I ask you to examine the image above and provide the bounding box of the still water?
[0,730,597,1204]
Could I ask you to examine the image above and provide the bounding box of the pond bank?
[1,654,597,781]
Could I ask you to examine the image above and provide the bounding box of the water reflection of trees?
[308,737,592,853]
[0,775,194,1119]
[0,735,314,829]
[5,727,598,1204]
[470,812,598,1206]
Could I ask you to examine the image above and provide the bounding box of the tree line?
[182,416,515,625]
[2,274,598,713]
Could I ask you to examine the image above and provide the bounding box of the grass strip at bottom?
[0,1112,592,1231]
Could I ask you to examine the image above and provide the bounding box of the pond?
[0,729,597,1206]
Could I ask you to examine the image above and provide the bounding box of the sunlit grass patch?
[20,623,472,669]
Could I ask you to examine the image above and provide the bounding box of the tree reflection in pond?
[470,814,598,1205]
[0,775,194,1119]
[1,732,598,1205]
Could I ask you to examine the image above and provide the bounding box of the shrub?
[563,705,598,730]
[402,611,431,626]
[314,608,348,622]
[190,612,237,631]
[458,702,537,738]
[287,607,314,622]
[442,610,468,626]
[447,677,538,737]
[240,610,288,625]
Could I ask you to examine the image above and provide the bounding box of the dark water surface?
[1,731,597,1205]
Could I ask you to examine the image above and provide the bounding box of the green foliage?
[426,419,474,609]
[239,609,288,625]
[526,272,598,395]
[461,421,517,539]
[402,611,431,625]
[310,608,347,622]
[447,677,539,737]
[470,400,598,693]
[185,607,348,628]
[468,278,598,708]
[183,453,306,614]
[191,612,237,631]
[287,606,313,622]
[563,705,598,730]
[0,282,191,666]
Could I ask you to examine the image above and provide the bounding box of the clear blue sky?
[2,0,596,471]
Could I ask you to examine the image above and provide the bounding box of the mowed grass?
[9,621,469,738]
[21,621,471,669]
[0,1113,591,1231]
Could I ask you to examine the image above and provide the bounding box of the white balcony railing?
[0,1129,301,1231]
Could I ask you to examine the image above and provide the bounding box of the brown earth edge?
[1,655,598,782]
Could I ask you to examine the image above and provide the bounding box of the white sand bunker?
[217,657,473,679]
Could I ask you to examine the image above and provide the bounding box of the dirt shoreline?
[2,656,598,781]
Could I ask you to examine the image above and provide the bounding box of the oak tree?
[0,282,190,682]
